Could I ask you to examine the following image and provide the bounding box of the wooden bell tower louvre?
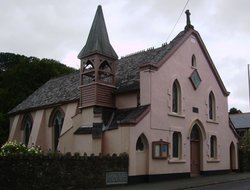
[78,5,118,108]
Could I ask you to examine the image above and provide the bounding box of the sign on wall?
[152,140,169,159]
[106,171,128,185]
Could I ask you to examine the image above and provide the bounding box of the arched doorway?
[190,124,202,176]
[230,142,236,171]
[135,134,149,177]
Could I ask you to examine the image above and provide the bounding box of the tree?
[240,131,250,150]
[239,131,250,171]
[229,107,242,114]
[0,52,76,146]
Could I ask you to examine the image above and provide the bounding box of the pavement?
[98,172,250,190]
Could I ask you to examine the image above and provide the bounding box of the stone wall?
[239,149,250,172]
[0,153,128,190]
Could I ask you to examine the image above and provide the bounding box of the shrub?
[239,132,250,172]
[0,141,43,156]
[27,145,43,156]
[240,131,250,150]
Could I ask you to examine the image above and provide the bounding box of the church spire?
[184,9,194,31]
[78,5,118,59]
[78,5,117,108]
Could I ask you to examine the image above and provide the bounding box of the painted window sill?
[168,113,185,119]
[168,159,186,164]
[207,159,220,163]
[206,120,219,124]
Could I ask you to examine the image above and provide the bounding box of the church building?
[8,5,238,180]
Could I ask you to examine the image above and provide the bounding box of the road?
[188,179,250,190]
[95,173,250,190]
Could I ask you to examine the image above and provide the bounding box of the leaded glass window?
[209,92,215,120]
[210,135,217,158]
[192,54,196,67]
[173,132,181,158]
[172,80,181,113]
[23,115,32,146]
[51,110,64,151]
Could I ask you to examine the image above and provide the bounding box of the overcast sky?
[1,0,250,112]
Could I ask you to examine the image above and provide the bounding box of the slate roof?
[74,123,102,136]
[9,29,187,115]
[78,5,118,59]
[115,105,150,124]
[9,72,80,114]
[10,25,229,115]
[73,105,150,133]
[116,31,185,88]
[230,113,250,129]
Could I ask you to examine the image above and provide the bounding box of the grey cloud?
[1,0,250,112]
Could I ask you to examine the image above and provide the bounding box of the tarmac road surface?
[188,178,250,190]
[95,172,250,190]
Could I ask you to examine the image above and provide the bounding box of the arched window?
[83,60,94,71]
[50,109,64,151]
[190,125,200,141]
[99,61,113,83]
[172,80,181,113]
[22,114,33,146]
[172,132,182,158]
[82,60,95,84]
[99,61,112,72]
[191,54,196,68]
[209,91,216,120]
[136,134,148,152]
[210,135,217,158]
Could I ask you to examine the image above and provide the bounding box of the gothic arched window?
[50,109,64,151]
[83,60,94,71]
[209,91,216,120]
[22,114,33,146]
[136,134,148,152]
[172,80,181,113]
[191,54,196,68]
[82,60,95,84]
[172,132,182,158]
[99,61,113,83]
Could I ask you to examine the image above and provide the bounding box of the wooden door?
[190,124,201,176]
[191,141,200,176]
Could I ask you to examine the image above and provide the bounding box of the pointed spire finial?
[185,9,194,31]
[78,5,118,59]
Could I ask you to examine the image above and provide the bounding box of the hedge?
[0,153,128,190]
[239,149,250,172]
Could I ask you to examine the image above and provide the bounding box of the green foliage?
[0,153,129,189]
[239,131,250,172]
[240,131,250,150]
[0,52,76,146]
[0,113,8,145]
[229,107,242,114]
[0,141,43,156]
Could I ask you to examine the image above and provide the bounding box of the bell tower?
[78,5,118,108]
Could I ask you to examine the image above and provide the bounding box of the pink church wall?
[116,93,138,109]
[8,102,78,152]
[9,115,22,142]
[126,34,238,176]
[8,31,238,177]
